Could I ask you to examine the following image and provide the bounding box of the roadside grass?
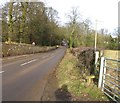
[56,49,109,101]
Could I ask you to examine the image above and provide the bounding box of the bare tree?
[67,7,80,48]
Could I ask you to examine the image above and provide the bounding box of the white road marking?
[20,59,38,66]
[0,71,5,73]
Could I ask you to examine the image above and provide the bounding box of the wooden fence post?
[98,57,105,88]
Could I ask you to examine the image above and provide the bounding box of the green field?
[103,50,120,60]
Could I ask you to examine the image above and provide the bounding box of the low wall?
[1,43,56,57]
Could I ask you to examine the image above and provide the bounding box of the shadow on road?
[55,84,72,101]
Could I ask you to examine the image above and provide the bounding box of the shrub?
[77,49,95,76]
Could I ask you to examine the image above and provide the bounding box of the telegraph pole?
[94,20,98,51]
[94,20,103,51]
[94,20,99,73]
[94,20,103,72]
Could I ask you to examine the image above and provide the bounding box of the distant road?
[2,47,66,101]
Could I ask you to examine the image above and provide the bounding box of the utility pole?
[94,20,98,51]
[94,20,100,72]
[94,20,103,72]
[94,20,103,51]
[94,20,98,74]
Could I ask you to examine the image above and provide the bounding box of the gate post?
[98,57,105,88]
[102,58,106,91]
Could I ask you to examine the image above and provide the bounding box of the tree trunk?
[69,28,74,49]
[20,2,28,43]
[8,2,13,43]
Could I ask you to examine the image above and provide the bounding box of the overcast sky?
[0,0,119,33]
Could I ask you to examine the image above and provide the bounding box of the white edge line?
[0,71,5,74]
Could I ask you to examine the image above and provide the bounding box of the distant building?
[110,34,118,39]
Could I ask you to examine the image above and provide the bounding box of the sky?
[0,0,119,33]
[43,0,119,33]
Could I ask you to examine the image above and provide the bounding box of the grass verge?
[56,49,109,101]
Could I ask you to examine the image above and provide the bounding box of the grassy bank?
[55,49,109,101]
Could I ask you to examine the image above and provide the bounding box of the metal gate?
[98,57,120,103]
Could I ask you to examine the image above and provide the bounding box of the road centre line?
[0,71,5,73]
[20,59,38,66]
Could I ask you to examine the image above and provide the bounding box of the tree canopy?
[1,2,119,50]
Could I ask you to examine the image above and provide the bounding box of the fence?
[98,57,120,103]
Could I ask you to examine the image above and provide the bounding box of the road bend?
[2,47,66,101]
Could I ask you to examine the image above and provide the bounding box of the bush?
[77,49,95,76]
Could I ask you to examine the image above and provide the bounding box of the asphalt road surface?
[2,47,66,101]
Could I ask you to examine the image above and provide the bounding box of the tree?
[1,3,9,42]
[1,2,75,47]
[19,2,28,43]
[67,7,80,48]
[8,2,14,43]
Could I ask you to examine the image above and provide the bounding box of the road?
[2,47,66,101]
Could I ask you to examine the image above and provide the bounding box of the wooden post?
[98,57,105,88]
[95,51,99,65]
[86,75,95,85]
[95,51,99,72]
